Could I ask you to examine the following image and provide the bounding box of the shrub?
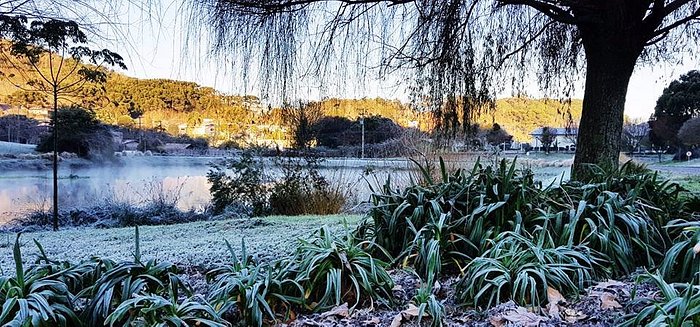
[207,150,269,216]
[36,106,115,159]
[678,116,700,146]
[268,156,350,215]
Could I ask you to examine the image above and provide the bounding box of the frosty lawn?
[0,214,360,273]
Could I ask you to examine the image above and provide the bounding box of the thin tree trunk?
[52,89,58,231]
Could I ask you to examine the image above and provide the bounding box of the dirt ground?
[286,270,658,327]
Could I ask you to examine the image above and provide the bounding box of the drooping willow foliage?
[185,0,700,141]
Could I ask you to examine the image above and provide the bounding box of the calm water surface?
[0,156,406,223]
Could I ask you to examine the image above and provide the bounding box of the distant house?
[122,139,139,151]
[192,119,216,137]
[530,127,578,151]
[161,143,191,153]
[179,119,216,137]
[177,123,188,135]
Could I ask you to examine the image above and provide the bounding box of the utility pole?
[360,112,365,159]
[138,116,143,151]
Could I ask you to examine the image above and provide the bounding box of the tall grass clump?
[268,156,353,216]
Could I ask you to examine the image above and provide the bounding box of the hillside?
[0,45,581,143]
[482,98,582,142]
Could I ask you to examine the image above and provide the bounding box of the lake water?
[0,156,413,224]
[0,155,570,224]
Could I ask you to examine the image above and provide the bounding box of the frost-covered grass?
[677,176,700,194]
[0,214,361,273]
[0,141,36,154]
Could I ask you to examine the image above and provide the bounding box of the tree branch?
[653,10,700,37]
[496,0,577,24]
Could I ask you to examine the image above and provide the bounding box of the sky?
[94,0,698,120]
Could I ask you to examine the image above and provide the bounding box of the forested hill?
[481,98,582,142]
[0,52,581,142]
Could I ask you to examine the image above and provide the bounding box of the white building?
[530,127,578,151]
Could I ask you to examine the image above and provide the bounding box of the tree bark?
[571,17,644,180]
[52,89,58,231]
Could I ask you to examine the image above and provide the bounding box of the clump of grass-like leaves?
[455,230,602,309]
[105,293,225,327]
[0,234,80,326]
[206,240,303,327]
[361,157,699,310]
[659,222,700,283]
[79,227,194,325]
[362,158,543,274]
[621,273,700,327]
[294,226,394,312]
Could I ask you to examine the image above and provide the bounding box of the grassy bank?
[0,214,360,273]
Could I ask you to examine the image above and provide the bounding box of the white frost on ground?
[0,215,361,272]
[0,141,36,154]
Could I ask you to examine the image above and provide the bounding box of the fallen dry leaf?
[320,303,349,318]
[545,288,565,319]
[547,287,565,304]
[403,304,420,317]
[594,280,626,289]
[500,307,546,327]
[390,304,421,327]
[564,308,587,323]
[599,292,622,309]
[362,317,380,325]
[546,302,561,319]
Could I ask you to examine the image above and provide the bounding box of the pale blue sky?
[95,0,698,120]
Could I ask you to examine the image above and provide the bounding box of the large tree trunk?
[571,16,644,180]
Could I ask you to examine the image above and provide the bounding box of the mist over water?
[0,160,214,223]
[0,156,402,224]
[0,155,573,224]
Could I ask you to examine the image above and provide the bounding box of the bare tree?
[281,101,324,149]
[622,120,650,154]
[186,0,700,179]
[537,126,555,154]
